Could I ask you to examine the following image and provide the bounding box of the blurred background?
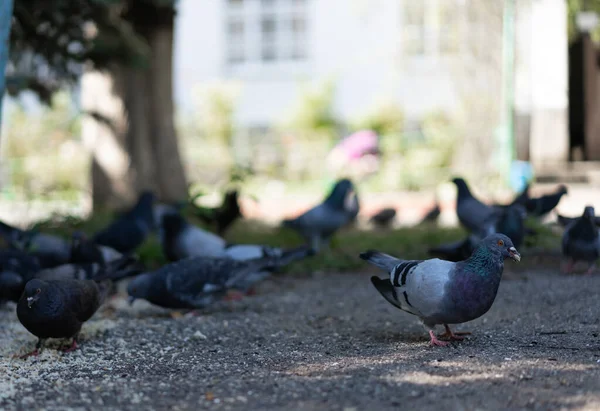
[0,0,598,229]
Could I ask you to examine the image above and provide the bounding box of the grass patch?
[29,209,563,274]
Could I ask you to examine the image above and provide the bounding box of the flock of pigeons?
[0,176,596,353]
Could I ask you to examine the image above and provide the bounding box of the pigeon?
[92,191,155,253]
[361,233,521,347]
[419,202,441,225]
[127,248,314,309]
[561,206,599,275]
[0,255,143,303]
[69,231,128,266]
[0,220,70,268]
[451,177,500,236]
[193,189,243,236]
[158,208,315,272]
[0,249,42,303]
[282,178,359,251]
[524,185,568,218]
[16,278,108,357]
[428,236,477,263]
[557,213,600,228]
[369,208,396,228]
[159,210,227,261]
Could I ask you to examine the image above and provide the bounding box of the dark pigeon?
[92,191,155,253]
[70,231,129,266]
[0,249,41,303]
[1,255,143,303]
[194,189,243,236]
[557,213,600,228]
[0,220,70,268]
[361,233,521,347]
[524,185,568,218]
[127,248,314,309]
[561,206,599,275]
[451,177,500,236]
[17,278,108,357]
[369,208,396,228]
[419,202,441,225]
[282,178,359,251]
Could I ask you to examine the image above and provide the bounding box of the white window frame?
[223,0,310,78]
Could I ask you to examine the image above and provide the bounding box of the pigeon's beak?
[127,295,136,306]
[508,247,521,262]
[26,296,37,308]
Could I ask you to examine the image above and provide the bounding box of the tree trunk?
[82,7,188,209]
[81,66,136,210]
[146,15,188,202]
[0,0,14,135]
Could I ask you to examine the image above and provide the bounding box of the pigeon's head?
[557,184,568,195]
[582,206,595,221]
[22,279,47,308]
[451,177,471,196]
[325,179,358,211]
[127,274,153,305]
[480,234,521,262]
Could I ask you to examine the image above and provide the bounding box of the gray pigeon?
[361,233,521,347]
[282,178,359,251]
[127,248,314,309]
[452,177,500,236]
[17,278,108,357]
[561,206,599,275]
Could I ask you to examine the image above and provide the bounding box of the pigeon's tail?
[94,255,145,282]
[276,245,316,267]
[359,250,401,271]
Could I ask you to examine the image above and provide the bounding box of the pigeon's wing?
[56,280,103,323]
[35,264,95,281]
[164,258,243,308]
[428,237,475,262]
[396,259,456,319]
[224,244,270,261]
[370,276,404,310]
[457,198,500,233]
[180,227,227,258]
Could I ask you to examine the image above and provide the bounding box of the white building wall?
[174,0,460,129]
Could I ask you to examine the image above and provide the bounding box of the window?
[225,0,309,66]
[401,0,465,58]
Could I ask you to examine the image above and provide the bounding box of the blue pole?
[0,0,14,134]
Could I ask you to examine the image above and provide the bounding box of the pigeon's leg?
[19,338,44,359]
[561,259,575,274]
[438,324,471,341]
[428,330,449,347]
[223,290,245,301]
[60,337,79,353]
[584,263,597,275]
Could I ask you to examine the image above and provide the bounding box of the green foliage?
[567,0,600,43]
[2,91,87,199]
[193,81,239,149]
[283,79,338,141]
[351,101,404,137]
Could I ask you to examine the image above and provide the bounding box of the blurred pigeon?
[92,191,155,253]
[1,255,142,303]
[282,179,359,251]
[193,189,243,236]
[0,220,70,268]
[69,231,129,266]
[361,233,520,346]
[428,236,477,263]
[561,206,599,274]
[159,211,227,261]
[557,213,600,228]
[17,278,108,357]
[127,248,314,309]
[451,177,500,236]
[419,202,441,225]
[428,204,525,263]
[524,185,568,218]
[0,249,42,303]
[369,208,396,228]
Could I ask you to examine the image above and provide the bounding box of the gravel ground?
[1,266,599,411]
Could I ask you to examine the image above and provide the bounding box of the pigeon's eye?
[497,239,504,246]
[35,288,41,294]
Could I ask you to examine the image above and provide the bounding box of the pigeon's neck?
[463,246,504,281]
